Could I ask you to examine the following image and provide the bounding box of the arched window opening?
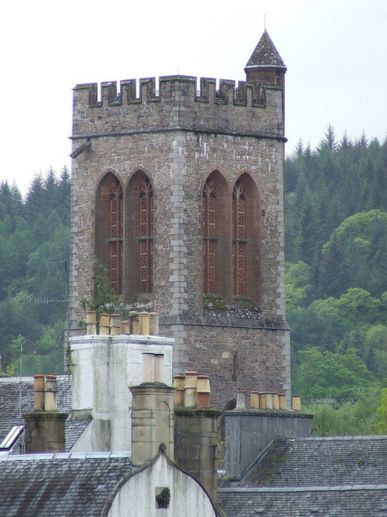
[95,172,123,295]
[232,181,248,296]
[127,171,154,301]
[138,178,153,293]
[232,174,260,303]
[203,180,217,293]
[202,171,230,301]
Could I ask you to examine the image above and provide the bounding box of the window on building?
[232,351,238,381]
[203,171,230,300]
[0,426,24,451]
[232,174,261,303]
[95,172,123,295]
[127,171,154,301]
[155,487,170,509]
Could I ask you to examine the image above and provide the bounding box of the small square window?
[155,487,170,509]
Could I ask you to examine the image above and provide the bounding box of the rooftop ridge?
[0,375,71,384]
[70,334,174,345]
[0,451,131,461]
[218,484,387,493]
[292,435,387,441]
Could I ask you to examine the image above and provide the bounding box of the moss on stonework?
[233,296,256,309]
[136,292,153,304]
[203,294,227,309]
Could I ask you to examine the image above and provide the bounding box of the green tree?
[285,262,311,310]
[294,347,379,403]
[311,388,380,436]
[374,389,387,434]
[0,168,70,375]
[82,262,119,320]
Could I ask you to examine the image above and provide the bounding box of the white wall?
[108,454,217,517]
[70,334,174,452]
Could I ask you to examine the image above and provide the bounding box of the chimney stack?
[130,383,175,466]
[174,373,219,502]
[24,375,68,453]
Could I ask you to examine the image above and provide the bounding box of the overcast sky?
[1,0,386,195]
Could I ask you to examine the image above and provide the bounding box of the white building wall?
[70,334,174,452]
[108,454,217,517]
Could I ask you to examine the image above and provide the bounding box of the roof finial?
[264,13,267,31]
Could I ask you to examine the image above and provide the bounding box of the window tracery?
[95,173,123,295]
[203,179,217,293]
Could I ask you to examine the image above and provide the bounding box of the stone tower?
[69,30,290,407]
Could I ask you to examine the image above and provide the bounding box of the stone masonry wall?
[161,322,290,409]
[69,74,289,400]
[70,131,285,318]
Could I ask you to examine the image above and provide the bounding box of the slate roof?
[242,436,387,486]
[218,436,387,517]
[0,451,135,517]
[218,486,387,516]
[0,376,89,451]
[65,418,91,451]
[245,30,286,68]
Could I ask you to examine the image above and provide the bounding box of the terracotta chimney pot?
[33,374,45,411]
[292,395,301,411]
[265,393,273,410]
[184,371,198,408]
[279,392,287,410]
[197,375,211,409]
[138,312,150,335]
[86,310,97,335]
[258,392,266,410]
[110,313,121,336]
[173,375,185,407]
[149,312,159,335]
[44,375,58,412]
[99,312,110,335]
[129,311,139,334]
[120,320,130,334]
[250,391,260,409]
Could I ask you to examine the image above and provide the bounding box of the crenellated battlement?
[74,75,269,109]
[72,75,283,140]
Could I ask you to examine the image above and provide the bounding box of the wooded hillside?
[0,168,70,376]
[285,128,387,433]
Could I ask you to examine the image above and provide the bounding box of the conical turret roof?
[245,30,286,68]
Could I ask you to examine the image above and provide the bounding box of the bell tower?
[69,31,290,408]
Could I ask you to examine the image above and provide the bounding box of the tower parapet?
[72,75,284,140]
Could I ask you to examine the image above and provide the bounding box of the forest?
[0,128,385,434]
[0,169,70,377]
[285,128,387,434]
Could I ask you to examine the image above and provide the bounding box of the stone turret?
[245,30,287,87]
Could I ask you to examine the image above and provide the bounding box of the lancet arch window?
[203,180,217,293]
[127,171,154,300]
[202,171,229,300]
[95,172,123,295]
[232,174,260,303]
